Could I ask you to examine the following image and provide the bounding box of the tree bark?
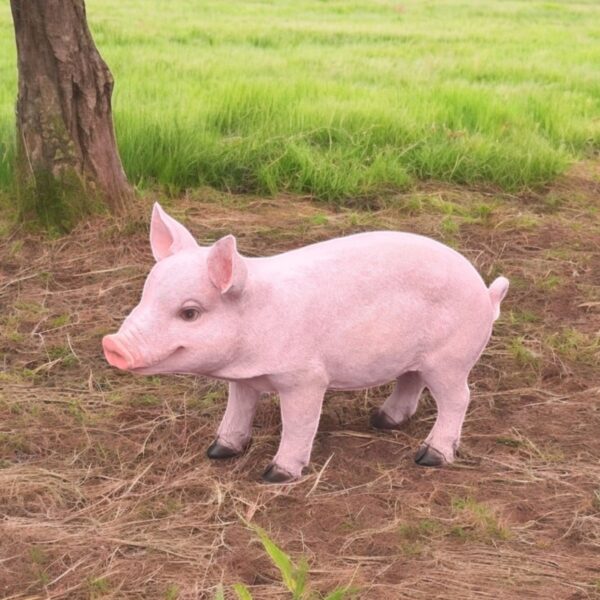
[10,0,131,230]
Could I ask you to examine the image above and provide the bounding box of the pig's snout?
[102,335,135,371]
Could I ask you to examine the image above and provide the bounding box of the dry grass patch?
[1,163,599,598]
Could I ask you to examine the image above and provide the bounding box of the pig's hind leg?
[207,381,260,459]
[415,370,471,467]
[371,371,424,430]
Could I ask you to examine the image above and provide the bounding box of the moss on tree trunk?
[10,0,132,232]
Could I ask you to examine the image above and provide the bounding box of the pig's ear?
[207,235,247,295]
[150,203,198,261]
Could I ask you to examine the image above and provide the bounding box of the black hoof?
[414,444,446,467]
[370,409,403,430]
[261,464,296,484]
[206,439,243,459]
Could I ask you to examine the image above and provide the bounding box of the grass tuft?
[398,519,441,556]
[247,525,356,599]
[451,497,512,542]
[547,328,600,366]
[164,584,180,600]
[509,336,540,369]
[89,576,111,598]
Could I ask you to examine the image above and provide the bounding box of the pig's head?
[102,203,248,376]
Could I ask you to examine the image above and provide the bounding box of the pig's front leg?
[207,381,260,459]
[262,384,326,484]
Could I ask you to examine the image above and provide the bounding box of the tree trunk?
[10,0,132,231]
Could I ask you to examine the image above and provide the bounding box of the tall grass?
[0,7,14,194]
[1,0,599,201]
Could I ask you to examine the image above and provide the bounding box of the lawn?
[1,0,600,200]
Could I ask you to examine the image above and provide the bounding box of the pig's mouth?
[103,335,187,374]
[129,346,187,374]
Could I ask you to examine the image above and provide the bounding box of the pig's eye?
[179,307,200,322]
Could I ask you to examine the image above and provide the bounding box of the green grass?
[233,525,355,599]
[1,0,600,201]
[548,327,600,366]
[450,497,512,542]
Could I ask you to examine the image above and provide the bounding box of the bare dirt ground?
[1,163,599,599]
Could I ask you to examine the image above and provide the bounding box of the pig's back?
[259,231,483,293]
[250,232,495,389]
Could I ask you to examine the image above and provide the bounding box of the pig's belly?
[317,302,425,390]
[323,339,420,391]
[326,360,417,391]
[241,368,413,394]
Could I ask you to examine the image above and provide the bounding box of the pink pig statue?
[103,203,509,483]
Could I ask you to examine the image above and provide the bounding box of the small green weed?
[539,273,562,291]
[469,202,494,224]
[398,518,441,556]
[9,239,23,256]
[547,328,600,366]
[451,497,512,542]
[214,584,225,600]
[47,344,77,367]
[29,546,47,566]
[196,390,225,408]
[233,583,253,600]
[508,309,539,325]
[509,337,540,368]
[440,215,459,238]
[253,525,309,599]
[495,436,522,448]
[0,314,25,343]
[541,193,564,213]
[234,525,356,599]
[49,313,71,328]
[89,576,111,598]
[29,546,50,588]
[164,584,180,600]
[132,394,161,407]
[67,400,86,424]
[310,214,329,226]
[503,214,540,231]
[138,496,183,520]
[13,300,46,315]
